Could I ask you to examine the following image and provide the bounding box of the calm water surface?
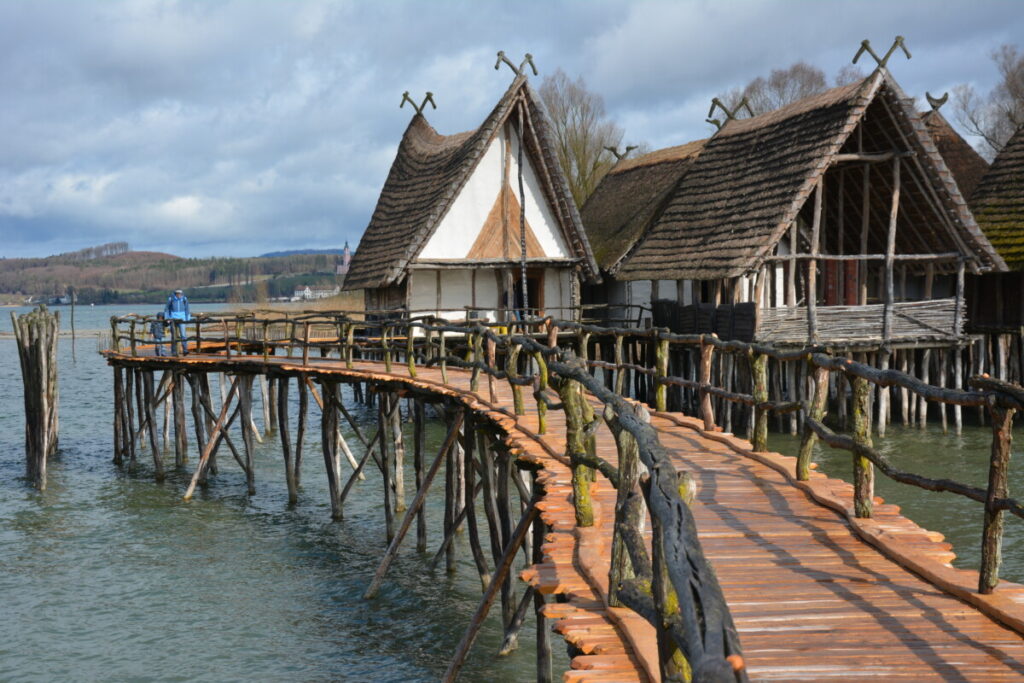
[0,305,567,681]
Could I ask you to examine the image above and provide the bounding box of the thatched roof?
[971,125,1024,270]
[921,108,989,200]
[344,76,597,291]
[580,140,705,272]
[615,71,1004,281]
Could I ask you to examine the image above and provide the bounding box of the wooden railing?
[111,309,1024,678]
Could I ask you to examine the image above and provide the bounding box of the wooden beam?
[882,158,900,342]
[807,180,823,343]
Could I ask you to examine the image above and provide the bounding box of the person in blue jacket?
[165,289,190,354]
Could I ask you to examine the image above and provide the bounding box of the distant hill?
[259,248,346,258]
[0,243,346,305]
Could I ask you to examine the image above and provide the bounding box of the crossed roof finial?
[495,51,538,77]
[706,97,754,130]
[604,145,638,162]
[926,91,949,111]
[853,35,911,69]
[400,91,437,115]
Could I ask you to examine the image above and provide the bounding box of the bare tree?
[720,62,867,119]
[539,69,625,208]
[953,44,1024,159]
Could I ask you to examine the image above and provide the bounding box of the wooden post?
[979,400,1015,594]
[655,334,669,412]
[11,306,60,490]
[462,411,490,592]
[614,333,625,396]
[699,336,715,431]
[797,364,830,480]
[750,351,768,452]
[607,402,647,607]
[506,343,524,416]
[859,163,870,306]
[378,392,395,538]
[414,398,427,552]
[954,346,964,435]
[807,180,822,343]
[321,380,343,520]
[277,375,298,505]
[142,371,165,481]
[172,372,187,466]
[113,366,125,466]
[851,375,874,518]
[238,375,256,495]
[557,377,593,527]
[787,222,797,307]
[390,392,406,512]
[877,351,891,436]
[919,348,931,429]
[534,351,549,434]
[882,158,900,342]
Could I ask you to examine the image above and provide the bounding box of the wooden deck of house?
[105,346,1024,682]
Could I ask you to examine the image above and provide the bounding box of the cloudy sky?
[1,0,1021,258]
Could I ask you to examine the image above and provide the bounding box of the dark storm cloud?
[0,0,1020,257]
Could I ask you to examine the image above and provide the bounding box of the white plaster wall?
[418,127,569,260]
[507,128,569,258]
[418,136,502,259]
[439,270,474,312]
[408,270,437,313]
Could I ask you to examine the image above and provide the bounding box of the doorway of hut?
[502,268,544,319]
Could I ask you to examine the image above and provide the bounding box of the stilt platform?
[105,349,1024,681]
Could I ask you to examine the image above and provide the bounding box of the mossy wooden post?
[346,322,355,368]
[223,321,231,359]
[557,376,593,527]
[533,351,548,434]
[469,331,480,392]
[383,323,393,373]
[194,318,202,354]
[130,319,138,356]
[486,335,498,402]
[699,335,716,430]
[797,363,830,480]
[614,332,625,396]
[439,331,448,384]
[406,323,417,377]
[606,402,646,608]
[979,399,1015,594]
[173,372,187,467]
[654,334,669,412]
[110,318,120,353]
[578,331,591,371]
[506,343,524,416]
[11,306,60,490]
[851,375,874,518]
[750,351,769,451]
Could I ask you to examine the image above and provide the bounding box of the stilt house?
[583,68,1006,347]
[964,124,1024,333]
[343,75,598,321]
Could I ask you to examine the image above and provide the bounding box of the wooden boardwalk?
[112,352,1024,681]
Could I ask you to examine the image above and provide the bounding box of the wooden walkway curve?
[110,351,1024,681]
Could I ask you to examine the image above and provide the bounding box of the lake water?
[1,304,1021,681]
[0,305,565,681]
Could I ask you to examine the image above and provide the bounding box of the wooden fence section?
[105,311,1024,681]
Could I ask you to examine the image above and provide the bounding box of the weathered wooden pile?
[12,305,60,490]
